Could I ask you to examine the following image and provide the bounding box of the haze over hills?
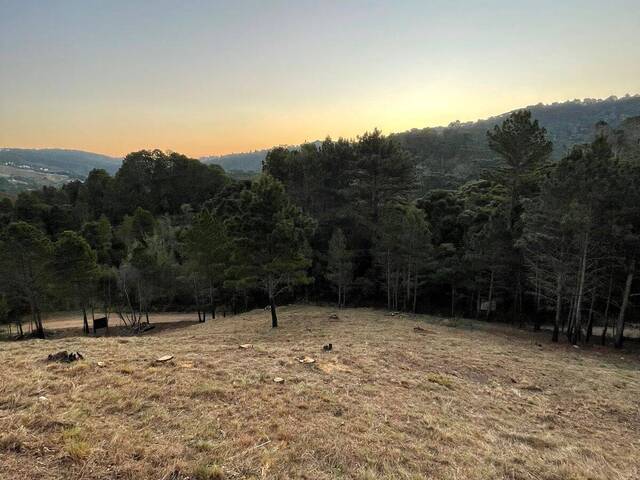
[203,95,640,173]
[2,95,639,196]
[0,148,120,197]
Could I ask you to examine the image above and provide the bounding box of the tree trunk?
[210,282,216,319]
[585,289,596,342]
[82,306,89,335]
[394,268,400,310]
[35,308,44,339]
[486,269,494,320]
[386,250,391,310]
[412,270,418,313]
[270,296,278,328]
[553,274,562,342]
[564,294,573,335]
[615,259,635,349]
[571,233,589,345]
[451,283,456,318]
[405,264,411,312]
[535,267,541,313]
[601,273,613,346]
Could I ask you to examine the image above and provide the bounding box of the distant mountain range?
[2,95,639,196]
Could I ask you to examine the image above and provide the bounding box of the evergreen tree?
[53,231,99,333]
[0,222,53,338]
[226,175,315,327]
[184,210,231,320]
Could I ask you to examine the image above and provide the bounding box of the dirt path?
[41,311,201,331]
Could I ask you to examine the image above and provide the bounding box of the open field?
[1,306,639,480]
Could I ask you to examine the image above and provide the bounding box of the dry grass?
[0,305,639,480]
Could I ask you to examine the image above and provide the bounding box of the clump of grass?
[192,439,218,452]
[189,382,231,401]
[192,463,225,480]
[63,426,91,462]
[426,373,454,389]
[0,432,25,452]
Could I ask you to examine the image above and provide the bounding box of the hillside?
[201,150,269,173]
[1,306,638,479]
[394,95,640,189]
[4,96,639,195]
[205,95,640,181]
[0,149,121,195]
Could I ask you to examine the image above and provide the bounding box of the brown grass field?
[0,306,639,480]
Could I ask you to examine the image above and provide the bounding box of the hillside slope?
[0,306,638,479]
[204,96,640,179]
[0,148,121,176]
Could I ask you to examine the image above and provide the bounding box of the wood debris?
[296,356,315,364]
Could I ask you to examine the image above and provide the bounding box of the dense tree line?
[0,113,638,348]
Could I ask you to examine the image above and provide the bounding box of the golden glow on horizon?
[3,87,637,159]
[2,1,639,158]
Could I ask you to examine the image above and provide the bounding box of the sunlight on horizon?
[1,0,639,158]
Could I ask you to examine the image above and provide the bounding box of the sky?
[1,0,639,158]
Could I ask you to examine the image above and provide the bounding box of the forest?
[1,110,639,349]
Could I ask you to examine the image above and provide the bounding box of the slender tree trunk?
[270,296,278,328]
[585,289,596,343]
[535,267,541,313]
[412,270,418,313]
[564,294,573,335]
[405,264,411,312]
[394,268,400,310]
[553,274,562,342]
[82,306,89,335]
[601,273,613,346]
[615,259,635,349]
[210,282,216,319]
[451,283,456,318]
[571,233,589,345]
[386,250,391,310]
[486,269,494,320]
[35,307,44,339]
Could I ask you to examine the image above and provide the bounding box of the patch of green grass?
[426,373,454,389]
[190,382,231,401]
[192,463,225,480]
[63,427,91,462]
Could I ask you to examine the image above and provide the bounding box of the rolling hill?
[202,95,640,175]
[0,148,121,196]
[3,95,639,195]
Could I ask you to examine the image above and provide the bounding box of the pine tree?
[327,228,353,308]
[226,175,316,327]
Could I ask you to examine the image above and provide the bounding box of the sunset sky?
[1,0,639,158]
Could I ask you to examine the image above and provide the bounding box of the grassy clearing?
[0,306,639,479]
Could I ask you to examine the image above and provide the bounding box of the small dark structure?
[93,316,109,334]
